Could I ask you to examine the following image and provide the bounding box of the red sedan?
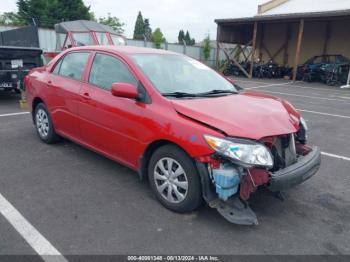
[25,46,320,225]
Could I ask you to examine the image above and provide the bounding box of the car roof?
[70,45,179,56]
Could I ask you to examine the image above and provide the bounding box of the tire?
[148,145,202,213]
[34,103,60,144]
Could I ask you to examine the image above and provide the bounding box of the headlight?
[204,135,273,168]
[11,73,18,79]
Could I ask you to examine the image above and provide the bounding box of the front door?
[78,52,146,167]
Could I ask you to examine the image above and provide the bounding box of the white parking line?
[298,109,350,119]
[235,78,349,94]
[245,82,292,89]
[0,112,30,117]
[322,152,350,162]
[0,193,67,262]
[234,79,278,85]
[337,96,350,100]
[258,90,350,102]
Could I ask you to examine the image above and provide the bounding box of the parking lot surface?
[0,78,350,258]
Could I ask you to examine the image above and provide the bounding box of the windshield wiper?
[197,89,237,96]
[162,92,198,98]
[162,89,237,98]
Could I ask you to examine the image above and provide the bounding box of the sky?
[1,0,265,42]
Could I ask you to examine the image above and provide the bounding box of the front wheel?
[148,145,202,213]
[34,103,60,143]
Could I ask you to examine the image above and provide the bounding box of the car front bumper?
[268,146,321,192]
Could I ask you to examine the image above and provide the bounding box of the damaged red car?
[25,46,321,225]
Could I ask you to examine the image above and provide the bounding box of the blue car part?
[212,164,241,201]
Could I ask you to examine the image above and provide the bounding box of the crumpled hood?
[171,91,300,140]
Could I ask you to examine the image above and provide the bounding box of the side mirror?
[111,82,139,99]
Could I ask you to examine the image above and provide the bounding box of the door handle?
[81,92,91,100]
[47,80,53,87]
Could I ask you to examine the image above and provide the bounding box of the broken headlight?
[204,135,273,168]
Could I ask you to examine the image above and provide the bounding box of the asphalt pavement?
[0,78,349,259]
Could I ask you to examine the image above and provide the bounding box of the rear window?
[56,52,89,80]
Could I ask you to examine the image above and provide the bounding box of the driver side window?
[89,53,137,90]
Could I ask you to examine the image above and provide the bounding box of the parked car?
[25,46,321,225]
[299,54,350,82]
[324,63,350,86]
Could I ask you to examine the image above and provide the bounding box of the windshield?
[132,54,237,96]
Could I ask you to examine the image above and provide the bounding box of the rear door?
[46,51,90,140]
[78,52,145,167]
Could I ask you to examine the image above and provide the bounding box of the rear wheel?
[148,145,202,213]
[34,103,60,143]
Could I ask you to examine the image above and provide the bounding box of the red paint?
[296,142,312,156]
[111,83,138,99]
[172,90,300,140]
[26,46,302,172]
[240,168,270,200]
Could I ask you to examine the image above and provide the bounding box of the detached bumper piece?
[268,146,321,192]
[216,197,258,225]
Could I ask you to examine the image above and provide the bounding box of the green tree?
[184,31,191,44]
[16,0,92,28]
[99,13,125,34]
[0,12,23,25]
[179,30,195,46]
[144,18,152,41]
[190,38,195,46]
[133,11,145,40]
[89,11,97,22]
[178,29,185,44]
[152,28,165,49]
[17,0,48,26]
[202,34,211,61]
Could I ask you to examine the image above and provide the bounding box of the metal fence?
[0,25,245,68]
[126,38,222,67]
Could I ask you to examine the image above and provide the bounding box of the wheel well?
[32,97,44,121]
[139,140,189,180]
[139,140,214,203]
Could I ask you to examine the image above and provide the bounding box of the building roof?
[54,20,117,34]
[215,9,350,24]
[261,0,350,15]
[215,0,350,24]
